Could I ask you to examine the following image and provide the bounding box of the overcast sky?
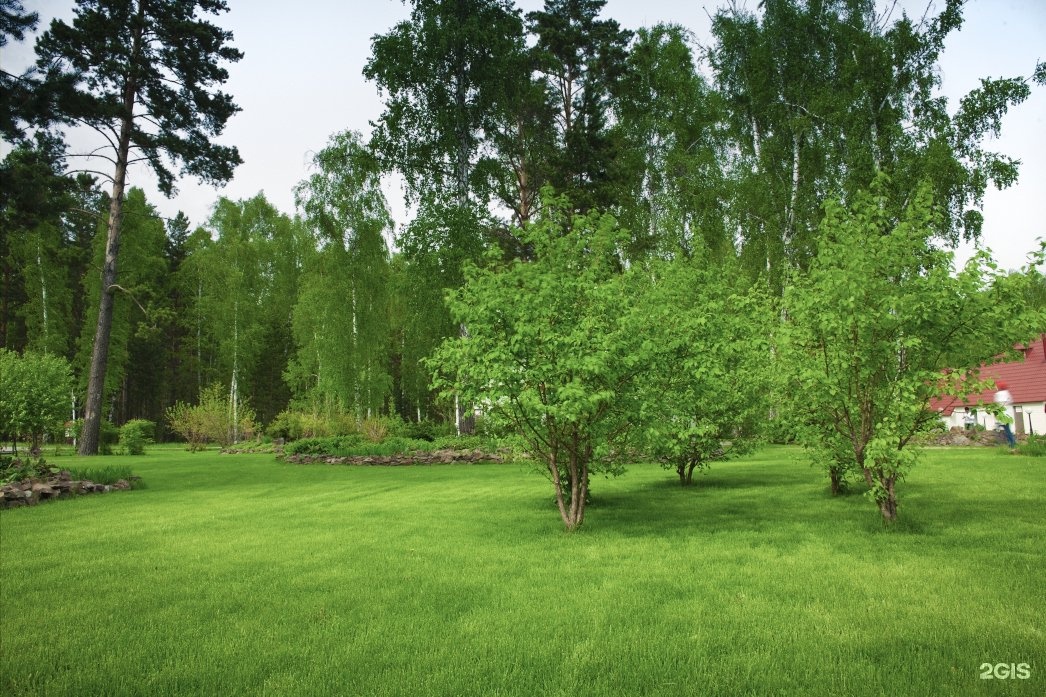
[8,0,1046,270]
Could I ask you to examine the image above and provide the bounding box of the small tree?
[781,176,1038,522]
[633,256,772,485]
[432,196,648,530]
[0,349,72,452]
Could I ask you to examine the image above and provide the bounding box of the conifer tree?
[35,0,242,454]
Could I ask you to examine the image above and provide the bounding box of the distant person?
[994,381,1016,448]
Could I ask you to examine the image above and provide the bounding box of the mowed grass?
[1,445,1042,696]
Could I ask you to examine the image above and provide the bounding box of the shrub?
[266,410,304,441]
[361,416,396,443]
[1017,434,1046,457]
[282,435,435,458]
[119,419,154,455]
[283,435,365,457]
[0,456,56,485]
[0,350,72,452]
[167,383,258,450]
[403,419,454,442]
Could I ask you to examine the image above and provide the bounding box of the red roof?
[932,334,1046,415]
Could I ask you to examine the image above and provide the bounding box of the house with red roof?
[932,334,1046,437]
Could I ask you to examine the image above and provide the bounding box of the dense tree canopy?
[1,0,1041,528]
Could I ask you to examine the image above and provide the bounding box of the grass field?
[1,445,1042,696]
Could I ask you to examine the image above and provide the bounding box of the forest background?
[2,0,1044,445]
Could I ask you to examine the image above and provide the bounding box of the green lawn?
[1,445,1042,696]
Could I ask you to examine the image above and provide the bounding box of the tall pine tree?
[36,0,242,454]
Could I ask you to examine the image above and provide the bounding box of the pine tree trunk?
[79,152,129,455]
[79,63,137,455]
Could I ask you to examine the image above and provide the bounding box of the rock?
[30,482,57,499]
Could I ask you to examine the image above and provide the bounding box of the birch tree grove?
[289,131,394,418]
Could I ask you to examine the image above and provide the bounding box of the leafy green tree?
[432,194,647,530]
[35,0,242,454]
[633,256,772,485]
[389,198,488,424]
[365,0,526,208]
[290,131,393,419]
[195,194,301,435]
[780,176,1038,522]
[0,135,76,353]
[709,0,1043,292]
[616,24,730,259]
[0,348,72,452]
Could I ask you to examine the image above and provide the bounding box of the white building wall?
[942,402,1046,436]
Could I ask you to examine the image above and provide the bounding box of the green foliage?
[166,383,257,451]
[0,455,57,485]
[401,419,454,443]
[781,175,1038,521]
[282,433,497,458]
[0,349,72,450]
[364,0,528,206]
[432,194,648,530]
[289,131,393,418]
[616,24,730,258]
[119,419,154,456]
[708,0,1038,291]
[631,256,773,485]
[282,435,365,457]
[1017,434,1046,457]
[65,465,141,487]
[75,188,168,408]
[36,0,242,196]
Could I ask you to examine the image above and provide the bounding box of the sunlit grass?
[1,444,1042,695]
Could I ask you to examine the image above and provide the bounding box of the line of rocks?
[1,470,135,509]
[284,448,504,466]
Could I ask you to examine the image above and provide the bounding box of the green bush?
[0,456,57,485]
[98,420,120,455]
[167,383,258,450]
[1017,434,1046,457]
[119,419,154,455]
[0,350,72,451]
[431,435,490,451]
[283,435,437,458]
[402,419,454,442]
[283,435,366,457]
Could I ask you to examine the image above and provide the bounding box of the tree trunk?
[79,64,138,455]
[550,444,588,532]
[829,466,845,495]
[79,146,129,454]
[877,474,898,523]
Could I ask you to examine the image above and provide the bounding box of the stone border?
[1,470,138,509]
[283,448,504,466]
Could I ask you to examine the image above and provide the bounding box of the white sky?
[6,0,1046,271]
